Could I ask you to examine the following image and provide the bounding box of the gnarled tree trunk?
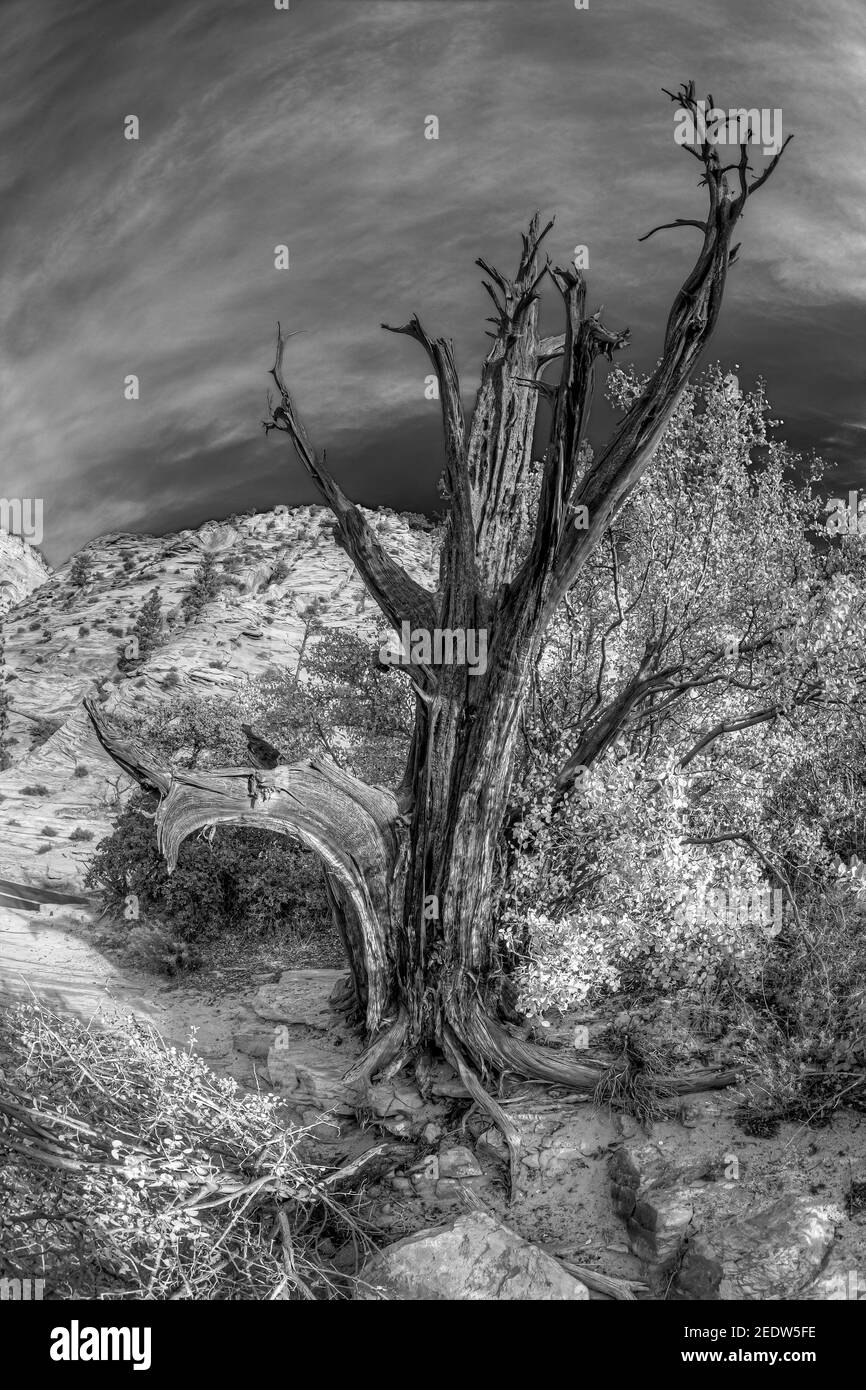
[87,83,789,1107]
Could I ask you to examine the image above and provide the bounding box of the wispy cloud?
[1,0,863,561]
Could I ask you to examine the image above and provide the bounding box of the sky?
[1,0,864,563]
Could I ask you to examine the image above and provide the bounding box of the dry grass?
[0,1001,374,1300]
[592,1026,678,1126]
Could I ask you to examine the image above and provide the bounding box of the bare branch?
[638,219,707,244]
[538,82,793,624]
[381,315,476,595]
[264,324,437,640]
[511,266,629,606]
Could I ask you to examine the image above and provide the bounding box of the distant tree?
[115,694,246,771]
[117,588,163,670]
[134,587,163,657]
[69,553,93,588]
[182,552,221,621]
[246,626,412,785]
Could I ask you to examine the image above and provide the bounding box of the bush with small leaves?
[87,791,332,944]
[41,826,58,837]
[125,921,201,977]
[21,784,50,796]
[30,717,62,748]
[69,553,93,588]
[73,766,89,778]
[181,552,221,622]
[69,827,94,842]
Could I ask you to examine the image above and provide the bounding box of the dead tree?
[87,84,790,1109]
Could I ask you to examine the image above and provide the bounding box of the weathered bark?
[87,84,791,1105]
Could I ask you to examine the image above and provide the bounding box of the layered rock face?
[0,529,50,616]
[0,505,435,888]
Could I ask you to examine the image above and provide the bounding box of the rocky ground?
[3,895,862,1301]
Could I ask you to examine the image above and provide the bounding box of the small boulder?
[360,1212,590,1300]
[232,1025,279,1059]
[266,1038,357,1114]
[676,1197,842,1300]
[804,1258,863,1301]
[252,968,348,1028]
[438,1145,483,1180]
[477,1127,507,1161]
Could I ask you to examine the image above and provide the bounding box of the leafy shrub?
[41,826,58,837]
[30,717,62,748]
[69,827,94,842]
[73,764,89,778]
[69,553,93,587]
[502,753,773,1016]
[501,909,622,1020]
[20,784,50,796]
[86,792,332,944]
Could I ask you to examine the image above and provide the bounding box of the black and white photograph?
[0,0,864,1352]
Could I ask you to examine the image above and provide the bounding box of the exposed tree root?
[442,1025,522,1202]
[341,1009,409,1092]
[548,1251,646,1301]
[458,1002,741,1096]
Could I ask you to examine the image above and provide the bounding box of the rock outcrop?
[360,1212,590,1300]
